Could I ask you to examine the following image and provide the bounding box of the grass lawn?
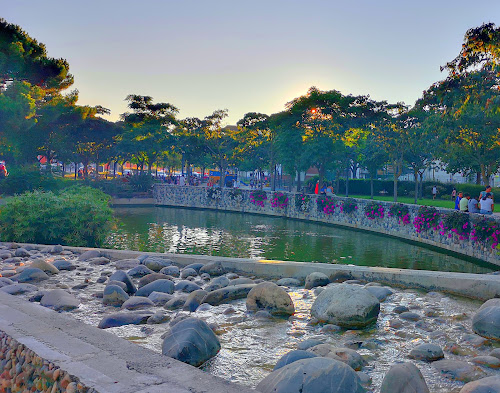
[348,194,455,209]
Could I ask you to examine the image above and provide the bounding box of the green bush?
[0,167,64,195]
[127,173,154,193]
[0,186,113,247]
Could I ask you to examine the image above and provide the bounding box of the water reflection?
[106,207,496,273]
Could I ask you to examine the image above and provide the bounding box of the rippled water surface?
[106,207,496,273]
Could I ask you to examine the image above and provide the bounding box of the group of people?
[455,185,495,215]
[309,181,335,196]
[162,174,200,186]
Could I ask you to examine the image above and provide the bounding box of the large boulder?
[311,284,380,328]
[160,265,180,277]
[30,259,59,274]
[136,279,175,297]
[162,317,221,366]
[40,289,80,311]
[103,285,129,306]
[121,296,155,310]
[305,272,330,289]
[199,261,227,276]
[52,260,76,271]
[180,267,198,279]
[98,311,152,329]
[204,276,230,292]
[472,305,500,340]
[14,268,49,283]
[257,357,365,393]
[0,277,14,288]
[78,250,101,261]
[174,280,202,293]
[164,295,189,310]
[14,248,30,257]
[308,345,366,371]
[460,376,500,393]
[202,284,256,306]
[183,290,208,312]
[114,259,140,270]
[109,270,136,294]
[246,282,294,316]
[380,363,429,393]
[432,359,485,382]
[273,350,318,371]
[365,286,393,302]
[139,273,170,288]
[127,265,154,278]
[148,292,174,306]
[142,256,172,272]
[409,343,444,362]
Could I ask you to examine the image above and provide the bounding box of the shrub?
[295,193,311,212]
[250,190,267,207]
[389,203,410,225]
[413,206,440,233]
[0,167,63,195]
[228,188,243,202]
[206,187,222,200]
[271,192,288,209]
[442,211,471,239]
[0,186,113,247]
[317,196,336,214]
[342,198,358,214]
[470,217,500,249]
[364,202,384,219]
[127,173,154,193]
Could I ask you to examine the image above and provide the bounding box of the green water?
[106,206,497,273]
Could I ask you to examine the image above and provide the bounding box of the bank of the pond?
[153,185,500,266]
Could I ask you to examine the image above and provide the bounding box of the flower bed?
[470,217,500,249]
[271,192,288,209]
[364,202,384,219]
[389,203,410,225]
[442,211,471,240]
[250,190,267,207]
[342,198,358,214]
[317,196,336,215]
[414,206,440,233]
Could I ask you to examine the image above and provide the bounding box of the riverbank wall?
[153,185,500,266]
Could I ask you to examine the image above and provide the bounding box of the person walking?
[432,185,438,200]
[451,188,457,201]
[479,193,494,215]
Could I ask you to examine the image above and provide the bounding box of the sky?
[1,0,499,125]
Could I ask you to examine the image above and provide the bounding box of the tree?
[359,133,387,199]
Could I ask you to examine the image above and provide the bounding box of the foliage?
[271,192,288,209]
[0,187,113,247]
[250,189,267,207]
[389,203,410,224]
[342,198,358,214]
[364,202,385,219]
[127,173,154,193]
[228,188,243,202]
[0,167,63,195]
[470,217,500,249]
[295,193,311,212]
[413,206,441,233]
[442,211,471,239]
[206,187,222,200]
[316,196,336,214]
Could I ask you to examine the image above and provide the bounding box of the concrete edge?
[0,290,256,393]
[17,243,500,301]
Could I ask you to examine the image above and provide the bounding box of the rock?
[0,277,14,288]
[48,244,63,254]
[459,376,500,393]
[305,272,330,289]
[52,260,76,271]
[471,356,500,368]
[121,296,155,310]
[365,286,393,302]
[330,271,354,283]
[142,256,173,272]
[0,283,38,294]
[139,273,170,288]
[184,263,204,273]
[136,279,175,297]
[228,277,254,286]
[107,280,127,291]
[311,284,380,328]
[30,259,59,274]
[183,290,208,312]
[409,343,444,362]
[114,259,140,270]
[14,248,30,257]
[389,319,403,329]
[433,359,485,382]
[98,311,152,329]
[174,280,202,293]
[399,312,420,321]
[479,299,500,311]
[87,257,110,265]
[257,357,365,393]
[357,371,372,386]
[255,310,273,319]
[147,311,171,324]
[103,285,130,306]
[162,317,221,366]
[29,290,48,302]
[463,334,488,347]
[276,278,301,287]
[148,291,174,306]
[393,306,409,314]
[40,289,80,311]
[490,348,500,359]
[109,270,136,294]
[127,265,155,278]
[165,295,189,310]
[0,251,12,259]
[246,282,294,316]
[308,344,366,371]
[204,276,230,292]
[199,261,227,276]
[180,267,198,279]
[160,265,180,277]
[380,362,429,393]
[273,350,318,370]
[14,267,49,283]
[202,284,256,306]
[78,250,101,261]
[472,306,500,340]
[297,339,324,350]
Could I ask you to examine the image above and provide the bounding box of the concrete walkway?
[0,291,255,393]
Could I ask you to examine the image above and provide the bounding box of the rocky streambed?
[1,242,500,393]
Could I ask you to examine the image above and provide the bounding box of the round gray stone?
[460,376,500,393]
[473,306,500,340]
[40,289,80,311]
[273,350,318,370]
[246,282,295,316]
[380,362,429,393]
[103,285,129,306]
[409,343,444,362]
[305,272,330,289]
[121,296,155,310]
[136,279,175,297]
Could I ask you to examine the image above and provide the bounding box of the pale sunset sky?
[1,0,498,124]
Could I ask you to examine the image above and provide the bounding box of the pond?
[106,207,497,274]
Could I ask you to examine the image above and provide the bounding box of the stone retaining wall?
[153,185,500,265]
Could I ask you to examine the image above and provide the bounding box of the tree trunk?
[476,172,481,184]
[74,163,77,179]
[345,167,350,197]
[414,168,418,204]
[113,162,117,179]
[370,175,374,199]
[318,164,325,190]
[296,170,301,193]
[335,170,340,195]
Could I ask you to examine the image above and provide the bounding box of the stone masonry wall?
[153,185,500,266]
